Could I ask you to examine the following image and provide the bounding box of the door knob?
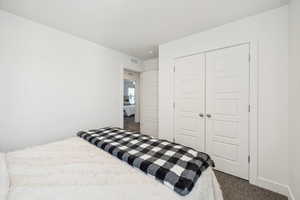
[206,114,212,118]
[199,113,204,117]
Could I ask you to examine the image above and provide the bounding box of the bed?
[0,129,223,200]
[124,104,136,117]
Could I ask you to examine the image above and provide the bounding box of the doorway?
[123,70,140,131]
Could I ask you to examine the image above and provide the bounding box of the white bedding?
[124,104,136,117]
[4,137,223,200]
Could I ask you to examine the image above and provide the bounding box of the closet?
[174,44,250,179]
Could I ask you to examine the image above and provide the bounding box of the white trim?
[172,64,175,142]
[252,177,291,198]
[248,41,259,184]
[174,42,250,60]
[143,69,159,72]
[288,186,296,200]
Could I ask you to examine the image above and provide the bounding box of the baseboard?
[287,186,296,200]
[252,177,290,198]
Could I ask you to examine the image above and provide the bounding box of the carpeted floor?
[124,116,140,131]
[214,170,288,200]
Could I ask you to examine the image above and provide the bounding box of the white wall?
[143,58,159,71]
[289,1,300,199]
[140,71,158,137]
[0,10,141,152]
[159,6,289,196]
[140,58,158,137]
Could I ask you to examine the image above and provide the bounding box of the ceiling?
[0,0,289,60]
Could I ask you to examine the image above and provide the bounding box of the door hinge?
[173,65,176,72]
[173,102,176,109]
[248,155,251,163]
[248,54,251,62]
[248,105,251,112]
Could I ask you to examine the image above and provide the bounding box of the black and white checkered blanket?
[77,127,214,196]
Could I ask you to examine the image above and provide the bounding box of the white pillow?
[0,153,9,200]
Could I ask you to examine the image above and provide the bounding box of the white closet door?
[140,70,158,137]
[174,54,205,152]
[206,44,250,179]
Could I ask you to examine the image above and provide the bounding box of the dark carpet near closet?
[214,171,288,200]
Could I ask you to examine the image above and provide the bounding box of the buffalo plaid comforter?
[77,127,214,196]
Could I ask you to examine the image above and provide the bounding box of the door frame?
[120,66,142,129]
[172,41,259,184]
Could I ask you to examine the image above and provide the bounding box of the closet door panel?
[206,44,250,179]
[174,54,205,152]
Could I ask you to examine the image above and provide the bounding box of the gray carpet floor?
[214,171,288,200]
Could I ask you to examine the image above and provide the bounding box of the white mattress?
[5,137,223,200]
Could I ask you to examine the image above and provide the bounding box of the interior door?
[206,44,250,179]
[174,54,205,152]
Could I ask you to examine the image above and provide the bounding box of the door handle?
[198,113,204,118]
[206,114,212,118]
